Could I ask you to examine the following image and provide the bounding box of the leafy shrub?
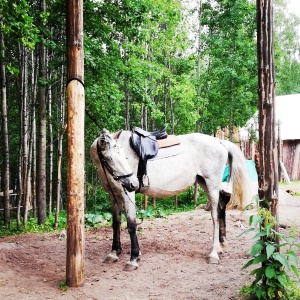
[240,202,300,299]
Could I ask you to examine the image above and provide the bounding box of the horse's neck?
[117,130,139,163]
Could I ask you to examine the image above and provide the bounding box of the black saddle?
[130,126,168,186]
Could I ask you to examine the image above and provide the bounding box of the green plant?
[84,212,112,228]
[240,201,300,299]
[58,280,68,291]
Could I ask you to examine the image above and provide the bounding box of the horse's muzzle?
[122,176,139,193]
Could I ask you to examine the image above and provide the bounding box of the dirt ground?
[1,183,300,300]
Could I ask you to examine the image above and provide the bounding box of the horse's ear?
[98,129,117,151]
[99,129,110,151]
[98,136,107,151]
[101,128,109,135]
[112,130,122,140]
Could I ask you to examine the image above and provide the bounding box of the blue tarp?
[222,160,258,182]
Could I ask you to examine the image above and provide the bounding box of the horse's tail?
[220,140,252,210]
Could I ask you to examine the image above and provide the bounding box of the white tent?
[276,94,300,140]
[239,94,300,141]
[239,94,300,181]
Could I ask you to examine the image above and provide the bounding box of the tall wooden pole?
[66,0,85,287]
[256,0,278,222]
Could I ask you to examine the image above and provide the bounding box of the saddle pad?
[157,135,180,148]
[149,144,182,161]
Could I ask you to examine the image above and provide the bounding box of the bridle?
[96,137,143,226]
[96,141,133,181]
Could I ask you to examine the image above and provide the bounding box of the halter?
[96,141,133,181]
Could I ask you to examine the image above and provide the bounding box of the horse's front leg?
[123,192,140,271]
[104,200,123,263]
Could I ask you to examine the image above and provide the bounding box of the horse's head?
[97,129,139,192]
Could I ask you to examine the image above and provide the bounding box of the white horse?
[90,129,252,271]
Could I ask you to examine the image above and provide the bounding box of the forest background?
[0,0,299,230]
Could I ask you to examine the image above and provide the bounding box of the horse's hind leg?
[218,191,231,250]
[204,185,222,264]
[104,200,123,263]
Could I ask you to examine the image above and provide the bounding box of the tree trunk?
[196,0,202,133]
[257,0,278,218]
[31,50,38,218]
[55,65,66,229]
[257,3,279,294]
[0,31,11,229]
[20,44,30,225]
[48,70,53,216]
[125,83,130,130]
[66,0,85,287]
[37,0,47,225]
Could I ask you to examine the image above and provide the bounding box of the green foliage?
[240,202,300,299]
[84,183,207,227]
[199,0,257,135]
[85,212,112,228]
[274,0,300,95]
[0,211,67,237]
[0,0,40,49]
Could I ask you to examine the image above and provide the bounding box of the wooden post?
[144,195,148,210]
[193,182,198,205]
[277,122,283,182]
[66,0,85,287]
[257,0,279,226]
[174,195,178,209]
[152,197,156,208]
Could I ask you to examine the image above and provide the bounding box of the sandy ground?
[0,183,299,300]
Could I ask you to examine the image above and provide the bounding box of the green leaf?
[277,274,288,288]
[252,253,267,265]
[273,253,290,270]
[239,227,255,236]
[250,242,264,257]
[291,265,299,278]
[250,214,263,228]
[286,250,298,266]
[242,258,254,270]
[252,231,268,239]
[266,244,276,259]
[103,212,112,221]
[266,224,272,236]
[265,266,276,278]
[255,266,266,282]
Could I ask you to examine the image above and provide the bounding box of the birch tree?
[0,30,11,229]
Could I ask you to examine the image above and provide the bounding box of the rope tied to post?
[66,77,85,88]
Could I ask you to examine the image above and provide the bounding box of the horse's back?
[128,132,228,197]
